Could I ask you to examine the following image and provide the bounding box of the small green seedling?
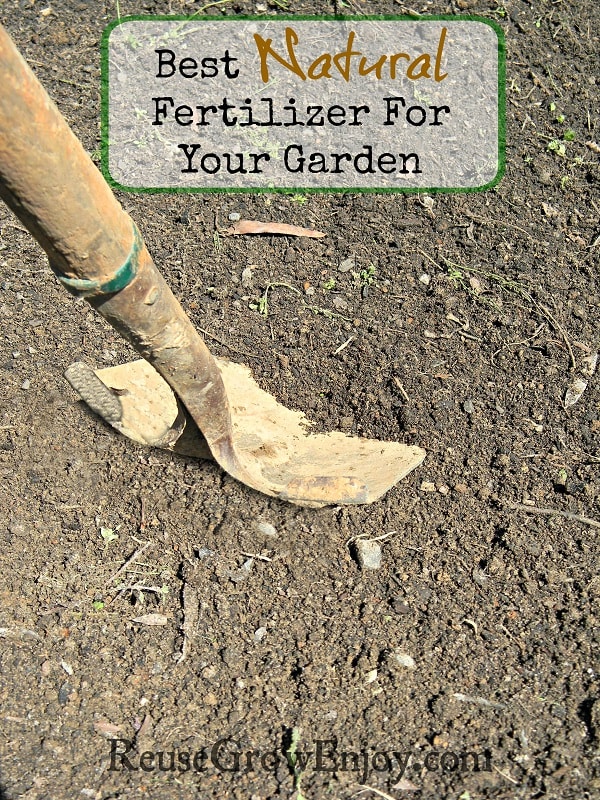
[290,193,308,206]
[563,129,576,141]
[547,139,566,157]
[323,278,336,290]
[286,728,307,800]
[447,265,465,286]
[359,264,377,287]
[92,600,105,611]
[100,527,119,544]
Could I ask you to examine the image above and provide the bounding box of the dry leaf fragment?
[131,613,168,626]
[241,267,254,288]
[586,141,600,154]
[94,720,123,737]
[581,352,598,378]
[136,713,154,741]
[338,256,356,272]
[225,219,326,238]
[542,202,559,217]
[468,275,484,294]
[332,296,348,310]
[419,195,435,215]
[393,777,421,791]
[564,377,588,408]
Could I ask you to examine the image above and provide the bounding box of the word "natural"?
[253,27,448,83]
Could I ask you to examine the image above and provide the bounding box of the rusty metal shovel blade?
[66,358,425,507]
[0,24,425,508]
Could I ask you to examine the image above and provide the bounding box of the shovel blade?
[67,359,425,507]
[216,359,425,506]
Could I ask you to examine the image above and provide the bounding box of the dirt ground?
[0,0,599,798]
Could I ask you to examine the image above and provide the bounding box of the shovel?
[0,25,425,507]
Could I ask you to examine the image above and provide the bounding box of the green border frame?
[101,14,506,194]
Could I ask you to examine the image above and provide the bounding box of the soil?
[0,0,599,798]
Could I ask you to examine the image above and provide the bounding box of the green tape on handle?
[56,222,141,298]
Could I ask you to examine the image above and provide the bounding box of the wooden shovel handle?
[0,24,252,483]
[0,25,132,282]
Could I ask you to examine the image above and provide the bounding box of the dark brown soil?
[0,1,599,798]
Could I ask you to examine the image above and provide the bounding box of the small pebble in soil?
[463,398,475,414]
[394,652,416,669]
[391,598,411,615]
[365,668,378,684]
[256,521,277,538]
[339,256,356,273]
[419,273,431,286]
[221,647,241,667]
[353,538,382,570]
[472,567,488,586]
[228,212,241,221]
[253,627,267,642]
[495,453,511,468]
[58,682,73,706]
[241,267,253,288]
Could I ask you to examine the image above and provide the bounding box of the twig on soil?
[462,618,479,636]
[38,544,154,616]
[139,496,146,534]
[17,61,89,90]
[254,281,351,322]
[418,249,577,368]
[240,551,273,562]
[176,581,199,665]
[353,785,403,800]
[491,323,546,366]
[346,531,397,547]
[536,304,576,368]
[333,336,355,355]
[191,0,236,13]
[197,327,257,359]
[493,765,520,786]
[506,502,600,529]
[392,376,410,402]
[1,221,29,234]
[453,692,506,710]
[115,584,165,594]
[587,232,600,249]
[104,541,153,589]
